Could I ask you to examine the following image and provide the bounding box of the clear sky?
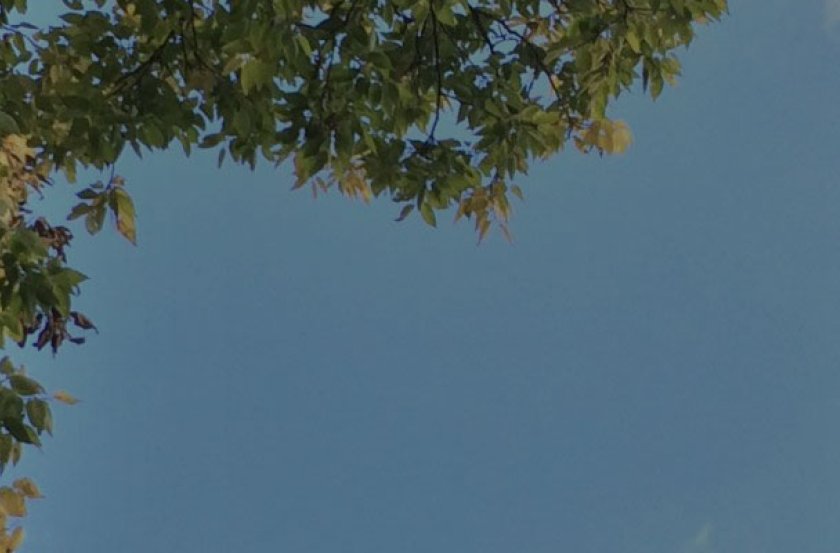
[10,1,840,552]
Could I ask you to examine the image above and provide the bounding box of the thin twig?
[426,8,443,143]
[107,30,175,98]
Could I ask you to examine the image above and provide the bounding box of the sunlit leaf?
[8,526,24,551]
[0,489,25,517]
[112,188,137,245]
[12,478,41,499]
[52,391,79,405]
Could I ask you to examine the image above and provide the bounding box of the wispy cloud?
[826,0,840,28]
[680,523,714,553]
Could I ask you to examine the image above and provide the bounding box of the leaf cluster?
[0,130,85,544]
[0,211,94,354]
[0,0,726,236]
[0,477,39,552]
[0,355,77,550]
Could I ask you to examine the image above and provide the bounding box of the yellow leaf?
[477,217,490,242]
[579,120,632,154]
[581,123,601,147]
[12,478,42,499]
[0,489,26,517]
[8,527,23,551]
[113,188,137,245]
[10,442,20,466]
[596,126,614,152]
[453,201,466,222]
[2,135,34,162]
[626,30,642,53]
[53,390,80,405]
[608,120,633,154]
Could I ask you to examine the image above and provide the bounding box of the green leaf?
[650,72,664,99]
[0,111,20,135]
[51,268,88,290]
[420,203,437,227]
[233,109,252,136]
[0,390,23,420]
[0,434,12,466]
[140,124,165,148]
[3,418,39,446]
[221,55,245,76]
[76,188,101,200]
[435,6,457,26]
[85,204,107,235]
[67,202,93,220]
[25,399,51,435]
[0,358,14,376]
[395,204,414,222]
[9,375,43,396]
[293,153,323,188]
[240,59,273,94]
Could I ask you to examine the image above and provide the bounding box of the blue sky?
[9,1,840,552]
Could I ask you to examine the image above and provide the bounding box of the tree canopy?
[0,0,726,548]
